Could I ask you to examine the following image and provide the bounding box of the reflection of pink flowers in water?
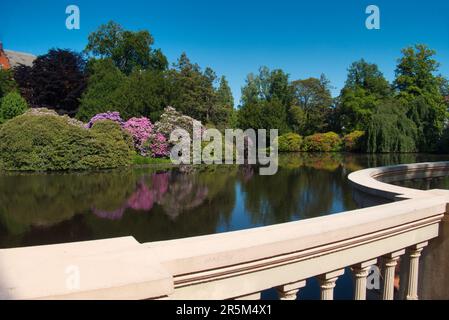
[92,172,170,219]
[152,172,169,201]
[127,182,154,211]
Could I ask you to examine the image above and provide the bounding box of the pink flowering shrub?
[146,132,170,158]
[123,117,154,153]
[86,111,124,128]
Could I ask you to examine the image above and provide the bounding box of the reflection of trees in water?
[82,166,237,243]
[0,170,137,234]
[3,153,449,248]
[239,166,344,224]
[0,166,238,246]
[92,172,170,219]
[239,153,379,225]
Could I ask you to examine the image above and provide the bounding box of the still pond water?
[1,153,449,299]
[3,152,449,249]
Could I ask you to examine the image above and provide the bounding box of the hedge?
[0,113,133,171]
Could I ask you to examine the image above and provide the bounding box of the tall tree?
[85,21,167,75]
[394,44,446,151]
[216,76,234,126]
[337,59,391,132]
[77,58,168,121]
[241,66,293,107]
[239,67,293,132]
[216,76,234,109]
[14,49,86,115]
[167,53,223,124]
[345,59,391,97]
[291,74,333,135]
[77,59,127,121]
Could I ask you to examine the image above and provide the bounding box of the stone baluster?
[276,280,306,300]
[381,249,405,300]
[406,242,427,300]
[317,269,345,300]
[351,259,377,300]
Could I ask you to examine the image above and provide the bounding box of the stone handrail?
[1,162,449,300]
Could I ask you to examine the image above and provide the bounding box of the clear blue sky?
[1,0,448,105]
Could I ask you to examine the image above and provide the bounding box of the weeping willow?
[365,100,417,153]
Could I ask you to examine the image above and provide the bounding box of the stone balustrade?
[0,162,449,300]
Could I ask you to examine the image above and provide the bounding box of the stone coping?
[348,161,449,201]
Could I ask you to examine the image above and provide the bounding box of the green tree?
[216,76,234,127]
[239,67,293,132]
[0,69,17,99]
[238,98,289,134]
[85,21,168,75]
[77,59,127,121]
[77,59,168,121]
[216,76,234,110]
[394,44,446,151]
[337,59,391,132]
[241,66,293,107]
[291,74,333,135]
[167,53,223,124]
[365,99,417,153]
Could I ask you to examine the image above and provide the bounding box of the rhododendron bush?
[86,111,124,128]
[84,107,207,159]
[85,112,170,158]
[123,116,169,158]
[123,117,153,152]
[146,132,170,158]
[154,106,205,143]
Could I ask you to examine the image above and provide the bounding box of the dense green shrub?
[343,131,365,152]
[0,91,28,123]
[277,133,303,152]
[302,132,342,152]
[0,114,133,171]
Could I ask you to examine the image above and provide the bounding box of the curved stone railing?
[1,162,449,300]
[348,161,449,201]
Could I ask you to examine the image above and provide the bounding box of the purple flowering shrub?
[86,111,124,128]
[123,117,154,153]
